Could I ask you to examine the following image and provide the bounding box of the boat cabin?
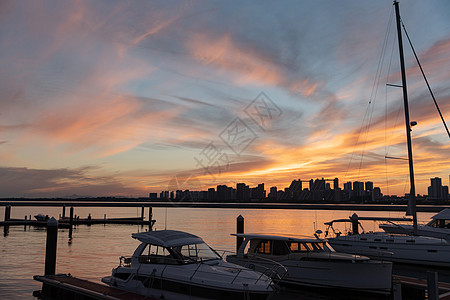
[126,230,222,266]
[234,234,333,257]
[249,238,326,256]
[427,209,450,229]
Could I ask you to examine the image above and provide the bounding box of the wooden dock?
[0,217,155,228]
[393,275,450,300]
[34,274,158,300]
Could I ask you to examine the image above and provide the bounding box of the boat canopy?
[431,209,450,220]
[132,230,204,247]
[231,233,324,243]
[324,216,412,226]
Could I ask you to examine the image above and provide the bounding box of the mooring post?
[141,205,145,222]
[392,278,402,300]
[4,204,11,221]
[236,215,244,253]
[69,206,74,239]
[45,218,58,275]
[149,206,153,231]
[427,271,439,300]
[351,213,359,235]
[62,205,66,218]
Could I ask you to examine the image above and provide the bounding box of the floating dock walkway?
[0,217,154,228]
[34,274,158,300]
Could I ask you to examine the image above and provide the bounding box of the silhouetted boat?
[101,230,275,300]
[226,233,392,294]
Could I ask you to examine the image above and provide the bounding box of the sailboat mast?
[394,0,418,233]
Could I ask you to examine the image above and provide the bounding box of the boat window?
[288,242,309,252]
[302,242,324,252]
[272,240,290,255]
[255,240,271,254]
[175,243,221,262]
[138,244,178,265]
[311,242,325,251]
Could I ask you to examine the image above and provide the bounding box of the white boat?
[380,208,450,240]
[226,233,392,294]
[101,230,275,300]
[325,215,450,267]
[325,0,450,268]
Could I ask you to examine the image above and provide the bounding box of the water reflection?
[0,206,441,299]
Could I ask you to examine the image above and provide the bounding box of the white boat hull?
[227,254,392,294]
[329,233,450,267]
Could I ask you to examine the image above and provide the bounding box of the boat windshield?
[172,242,221,263]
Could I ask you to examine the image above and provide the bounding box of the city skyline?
[1,1,449,198]
[154,175,450,202]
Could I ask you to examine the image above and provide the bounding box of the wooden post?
[350,213,359,235]
[427,271,439,300]
[4,204,11,221]
[45,218,58,275]
[141,205,145,223]
[69,206,74,239]
[236,215,244,253]
[392,278,402,300]
[149,206,153,231]
[62,205,66,218]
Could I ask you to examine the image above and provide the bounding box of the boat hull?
[102,263,273,300]
[226,254,392,294]
[329,233,450,267]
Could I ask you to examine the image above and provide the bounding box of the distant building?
[149,193,158,200]
[365,181,374,192]
[236,183,250,202]
[207,188,216,201]
[428,177,449,200]
[333,178,339,190]
[251,183,265,200]
[353,181,364,198]
[268,187,278,200]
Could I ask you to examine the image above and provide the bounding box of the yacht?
[226,233,392,294]
[325,215,450,267]
[101,230,275,300]
[325,1,450,268]
[379,208,450,240]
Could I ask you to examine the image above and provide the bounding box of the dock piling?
[141,205,145,222]
[427,271,439,300]
[44,218,58,276]
[236,215,244,252]
[62,205,66,218]
[351,213,359,234]
[69,206,74,239]
[4,204,11,221]
[149,206,153,231]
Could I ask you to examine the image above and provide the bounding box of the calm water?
[0,206,437,299]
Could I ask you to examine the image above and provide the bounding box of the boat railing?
[186,255,275,289]
[220,250,288,285]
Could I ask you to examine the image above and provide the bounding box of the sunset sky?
[0,0,449,198]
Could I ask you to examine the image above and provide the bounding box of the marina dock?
[34,274,158,300]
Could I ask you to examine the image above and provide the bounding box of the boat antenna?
[394,0,417,234]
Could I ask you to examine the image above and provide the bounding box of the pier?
[1,204,155,228]
[34,274,158,300]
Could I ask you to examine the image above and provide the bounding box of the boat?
[34,214,48,221]
[101,230,275,300]
[380,208,450,240]
[325,1,450,267]
[226,233,392,294]
[325,214,450,267]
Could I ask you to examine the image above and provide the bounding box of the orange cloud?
[188,33,318,96]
